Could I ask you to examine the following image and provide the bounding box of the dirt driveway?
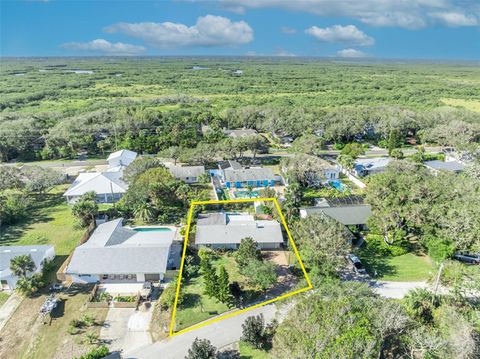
[100,303,153,355]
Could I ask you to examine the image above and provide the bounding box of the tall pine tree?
[216,266,231,305]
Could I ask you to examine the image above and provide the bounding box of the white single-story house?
[1,245,55,291]
[352,157,392,177]
[195,212,284,250]
[169,165,206,184]
[63,149,137,204]
[63,171,128,204]
[424,159,465,174]
[216,161,278,189]
[65,218,178,284]
[107,149,137,168]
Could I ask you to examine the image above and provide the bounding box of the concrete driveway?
[0,293,22,332]
[100,304,153,354]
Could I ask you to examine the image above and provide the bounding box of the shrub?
[76,345,109,359]
[241,314,266,349]
[365,234,410,257]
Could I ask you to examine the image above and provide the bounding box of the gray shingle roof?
[224,168,275,182]
[66,219,175,275]
[302,205,372,225]
[169,165,205,178]
[424,160,464,172]
[0,245,54,279]
[195,213,283,245]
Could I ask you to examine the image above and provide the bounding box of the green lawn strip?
[0,292,10,307]
[176,253,258,330]
[0,184,84,256]
[359,249,434,282]
[175,275,230,331]
[239,341,270,359]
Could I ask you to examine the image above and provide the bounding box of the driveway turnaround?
[127,303,281,359]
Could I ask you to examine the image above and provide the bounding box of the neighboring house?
[65,218,178,284]
[195,212,284,249]
[300,196,372,229]
[271,130,294,147]
[216,160,277,189]
[63,171,128,203]
[352,157,392,177]
[282,157,340,186]
[63,149,137,204]
[224,128,258,138]
[424,160,465,174]
[107,149,137,168]
[1,245,55,291]
[169,165,206,184]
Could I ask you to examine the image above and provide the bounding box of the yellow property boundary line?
[169,197,313,337]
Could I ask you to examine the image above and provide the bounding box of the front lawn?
[359,250,434,282]
[0,285,108,359]
[239,341,270,359]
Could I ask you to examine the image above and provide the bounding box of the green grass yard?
[239,341,270,359]
[359,251,434,282]
[175,253,259,331]
[0,184,84,256]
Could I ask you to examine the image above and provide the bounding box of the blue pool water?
[330,180,346,192]
[133,227,172,232]
[234,190,260,198]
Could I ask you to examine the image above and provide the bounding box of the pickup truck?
[453,252,480,264]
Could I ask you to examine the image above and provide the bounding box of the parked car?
[50,283,63,292]
[453,252,480,264]
[346,254,367,274]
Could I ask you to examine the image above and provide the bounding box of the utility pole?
[432,261,445,302]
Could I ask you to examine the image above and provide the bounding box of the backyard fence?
[56,221,96,282]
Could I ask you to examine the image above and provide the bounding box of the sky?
[1,0,479,60]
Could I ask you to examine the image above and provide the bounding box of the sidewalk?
[0,293,22,332]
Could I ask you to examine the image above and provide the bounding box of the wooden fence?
[56,221,96,282]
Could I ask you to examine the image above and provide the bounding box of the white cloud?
[217,0,479,29]
[306,25,374,46]
[273,49,296,57]
[281,26,297,34]
[337,48,368,58]
[104,15,253,48]
[429,11,478,26]
[61,39,145,55]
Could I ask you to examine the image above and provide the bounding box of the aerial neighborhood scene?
[1,1,480,358]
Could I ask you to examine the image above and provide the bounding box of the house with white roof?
[63,149,137,203]
[216,160,278,189]
[224,128,258,138]
[195,212,284,250]
[65,218,179,284]
[1,245,55,291]
[352,157,392,177]
[107,149,138,168]
[168,165,206,184]
[424,159,465,174]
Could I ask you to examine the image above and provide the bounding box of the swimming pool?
[330,180,347,192]
[233,190,260,199]
[133,227,172,232]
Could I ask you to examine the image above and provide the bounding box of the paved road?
[0,293,22,333]
[126,303,283,359]
[372,280,427,299]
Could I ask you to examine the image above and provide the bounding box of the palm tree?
[246,185,255,198]
[10,254,36,277]
[133,203,155,223]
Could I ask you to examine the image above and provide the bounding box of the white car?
[346,254,367,274]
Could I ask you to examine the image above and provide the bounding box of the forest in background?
[1,57,480,161]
